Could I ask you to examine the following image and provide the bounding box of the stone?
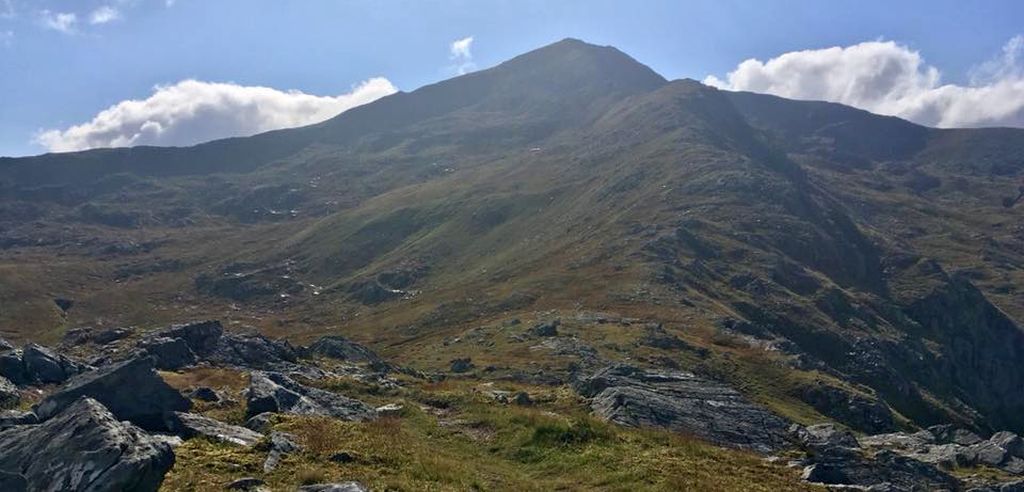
[245,371,375,421]
[53,297,73,312]
[245,412,276,432]
[449,358,474,373]
[140,336,197,370]
[790,423,860,451]
[93,327,134,345]
[298,483,369,492]
[190,386,222,402]
[263,431,299,472]
[306,336,382,363]
[530,320,560,337]
[0,351,26,386]
[0,397,174,492]
[225,477,264,490]
[992,432,1024,458]
[159,320,224,356]
[0,376,18,408]
[34,356,191,431]
[206,332,299,370]
[164,412,263,447]
[972,440,1010,467]
[329,452,357,463]
[801,448,959,491]
[22,344,87,384]
[375,403,404,417]
[0,410,37,431]
[575,364,790,453]
[929,425,984,446]
[798,383,896,434]
[0,338,12,352]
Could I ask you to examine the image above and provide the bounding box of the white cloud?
[449,36,475,75]
[40,10,77,33]
[34,78,398,152]
[89,6,120,25]
[705,36,1024,129]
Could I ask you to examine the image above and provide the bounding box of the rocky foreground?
[0,320,1023,491]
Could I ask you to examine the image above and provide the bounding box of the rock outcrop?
[306,336,382,363]
[163,412,263,447]
[861,427,1024,476]
[34,356,190,431]
[0,376,18,408]
[245,371,376,421]
[139,337,196,370]
[0,397,174,492]
[575,364,790,453]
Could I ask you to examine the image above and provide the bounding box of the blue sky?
[1,0,1023,157]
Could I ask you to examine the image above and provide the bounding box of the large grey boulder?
[22,343,88,384]
[306,336,381,363]
[801,449,959,491]
[34,356,190,431]
[0,397,174,492]
[0,338,13,352]
[575,364,790,453]
[207,332,299,369]
[158,320,223,356]
[139,337,196,370]
[0,350,26,385]
[245,371,375,421]
[263,431,299,472]
[0,376,18,408]
[163,412,263,447]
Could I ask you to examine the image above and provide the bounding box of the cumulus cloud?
[450,36,475,75]
[35,78,398,152]
[40,10,77,33]
[89,6,120,25]
[704,36,1024,128]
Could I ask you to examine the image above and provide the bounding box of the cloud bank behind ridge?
[36,78,398,152]
[705,36,1024,129]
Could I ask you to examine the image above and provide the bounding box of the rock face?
[575,364,790,453]
[34,356,191,431]
[306,336,382,363]
[207,332,299,370]
[861,427,1024,476]
[164,412,263,447]
[798,383,896,434]
[0,410,37,431]
[158,320,224,356]
[0,397,174,492]
[245,371,375,421]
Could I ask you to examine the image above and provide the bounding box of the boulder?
[0,351,26,385]
[530,320,560,337]
[0,376,18,408]
[0,338,13,352]
[22,344,87,384]
[575,364,790,453]
[449,358,474,373]
[189,386,222,402]
[140,337,196,370]
[245,371,375,421]
[306,336,382,363]
[164,412,263,447]
[159,320,224,356]
[930,425,984,446]
[244,412,276,432]
[0,397,174,492]
[992,432,1024,459]
[0,410,37,431]
[790,423,860,452]
[798,383,896,434]
[34,356,191,431]
[93,327,134,345]
[263,431,299,472]
[801,449,958,490]
[207,332,299,369]
[298,483,369,492]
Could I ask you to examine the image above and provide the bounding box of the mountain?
[2,38,1024,489]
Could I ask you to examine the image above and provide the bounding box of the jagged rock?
[798,383,896,433]
[263,431,299,472]
[530,320,560,337]
[801,449,958,491]
[992,432,1024,458]
[0,410,37,431]
[22,344,87,384]
[0,338,12,352]
[972,440,1010,467]
[0,376,18,408]
[0,471,27,492]
[790,423,860,451]
[140,336,197,370]
[245,371,375,421]
[245,412,276,432]
[306,336,382,363]
[93,327,134,345]
[189,386,222,402]
[861,430,937,452]
[930,425,984,446]
[164,412,263,447]
[0,351,27,385]
[575,364,790,453]
[159,320,224,356]
[0,397,174,492]
[449,358,474,373]
[375,403,404,417]
[298,483,369,492]
[207,332,299,369]
[225,477,264,490]
[34,356,191,431]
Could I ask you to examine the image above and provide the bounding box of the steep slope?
[1,39,1024,441]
